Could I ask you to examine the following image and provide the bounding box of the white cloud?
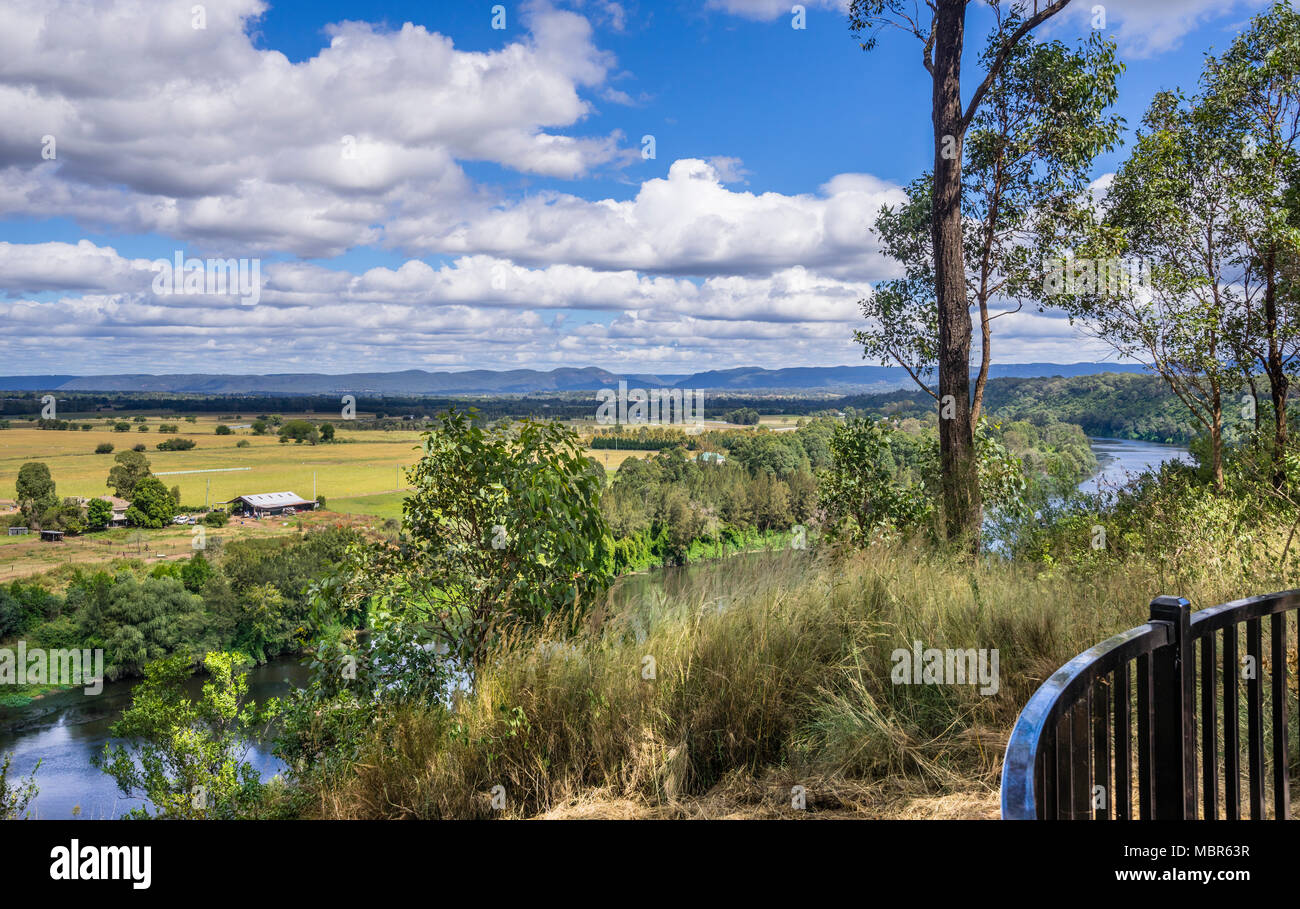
[1059,0,1272,58]
[0,0,626,256]
[704,0,847,21]
[388,158,907,279]
[0,239,1110,373]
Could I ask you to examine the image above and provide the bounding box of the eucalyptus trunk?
[931,0,981,548]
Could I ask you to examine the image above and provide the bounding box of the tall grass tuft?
[304,536,1287,819]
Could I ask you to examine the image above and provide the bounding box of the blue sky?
[0,0,1283,375]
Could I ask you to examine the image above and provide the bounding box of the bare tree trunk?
[1211,394,1224,492]
[1264,249,1289,487]
[931,0,981,549]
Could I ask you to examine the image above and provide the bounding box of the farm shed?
[222,491,318,518]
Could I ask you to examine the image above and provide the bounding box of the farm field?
[0,509,373,583]
[0,417,665,505]
[0,418,427,507]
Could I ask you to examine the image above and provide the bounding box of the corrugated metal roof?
[232,492,315,507]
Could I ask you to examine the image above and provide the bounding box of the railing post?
[1149,596,1196,820]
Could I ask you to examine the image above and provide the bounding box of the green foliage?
[723,407,760,425]
[358,411,614,671]
[818,417,932,543]
[156,437,197,451]
[214,424,232,435]
[589,425,688,450]
[94,442,114,454]
[97,651,277,819]
[107,449,152,499]
[278,420,319,444]
[202,509,229,527]
[85,497,114,531]
[77,574,207,677]
[0,753,39,820]
[16,461,58,525]
[125,478,177,528]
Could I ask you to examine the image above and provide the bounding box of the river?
[0,658,310,819]
[1,437,1192,818]
[1076,437,1192,496]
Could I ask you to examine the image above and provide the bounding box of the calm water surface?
[0,657,309,819]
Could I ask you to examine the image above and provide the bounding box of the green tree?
[849,0,1075,546]
[1202,1,1300,483]
[86,497,114,531]
[15,461,58,525]
[319,422,336,442]
[0,753,38,820]
[358,411,614,673]
[97,652,276,819]
[156,437,196,451]
[107,449,152,499]
[125,478,177,528]
[1058,90,1244,489]
[818,418,932,544]
[278,419,319,444]
[214,424,233,436]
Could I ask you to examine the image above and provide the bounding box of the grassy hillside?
[292,533,1287,819]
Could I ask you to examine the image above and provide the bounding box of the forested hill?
[844,372,1196,444]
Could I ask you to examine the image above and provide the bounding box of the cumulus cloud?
[0,0,626,256]
[389,158,907,279]
[1058,0,1272,58]
[0,238,1110,373]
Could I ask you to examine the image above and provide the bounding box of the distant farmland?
[0,416,663,516]
[0,416,426,508]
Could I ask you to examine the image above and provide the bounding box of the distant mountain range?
[0,363,1148,396]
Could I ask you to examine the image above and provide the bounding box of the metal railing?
[1002,591,1298,819]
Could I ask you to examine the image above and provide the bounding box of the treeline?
[599,415,1095,568]
[827,373,1196,445]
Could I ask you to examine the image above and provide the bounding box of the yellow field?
[0,416,427,507]
[0,411,666,509]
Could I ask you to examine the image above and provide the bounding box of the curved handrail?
[1189,589,1300,638]
[1001,621,1170,820]
[1003,589,1300,820]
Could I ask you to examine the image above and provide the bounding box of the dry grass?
[0,421,426,505]
[302,538,1281,820]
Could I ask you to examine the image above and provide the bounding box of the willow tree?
[849,0,1074,547]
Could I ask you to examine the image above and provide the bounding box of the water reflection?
[0,658,308,819]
